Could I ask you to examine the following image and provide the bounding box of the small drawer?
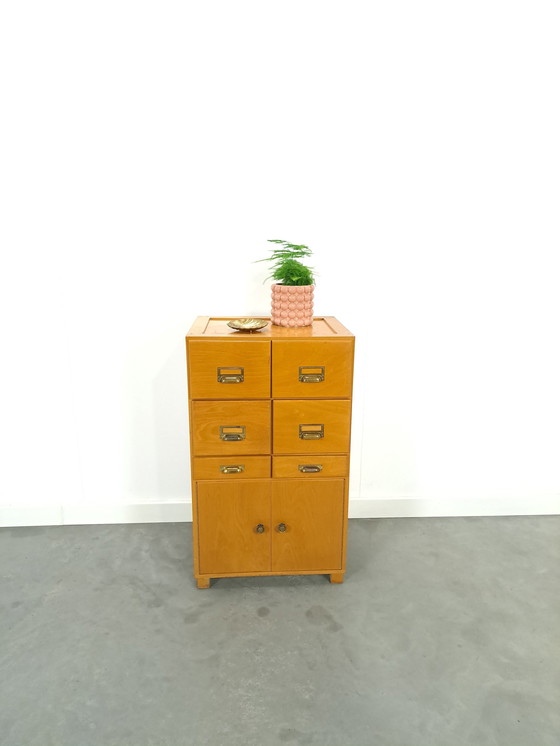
[188,340,270,399]
[273,455,348,478]
[191,400,271,456]
[273,400,351,454]
[272,340,353,398]
[193,456,271,480]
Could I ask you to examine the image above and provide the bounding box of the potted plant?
[256,239,315,327]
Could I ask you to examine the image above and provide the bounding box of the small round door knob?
[255,524,265,534]
[277,523,287,533]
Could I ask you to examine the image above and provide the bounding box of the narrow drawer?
[273,400,351,454]
[272,340,353,398]
[273,455,348,478]
[191,400,271,456]
[188,340,270,399]
[193,456,271,480]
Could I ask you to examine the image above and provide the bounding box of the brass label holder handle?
[299,366,325,383]
[217,366,244,383]
[220,425,246,441]
[298,464,323,473]
[299,424,324,440]
[220,465,245,473]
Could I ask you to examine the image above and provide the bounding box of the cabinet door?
[271,479,344,572]
[197,481,271,574]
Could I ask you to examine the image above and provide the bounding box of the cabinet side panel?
[186,341,199,577]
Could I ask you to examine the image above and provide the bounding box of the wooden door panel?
[197,480,271,574]
[271,479,344,572]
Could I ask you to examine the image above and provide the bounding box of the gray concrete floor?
[1,517,559,746]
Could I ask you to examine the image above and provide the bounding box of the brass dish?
[227,318,269,332]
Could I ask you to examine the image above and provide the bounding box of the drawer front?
[273,400,351,454]
[191,400,271,456]
[188,340,270,399]
[272,455,348,478]
[272,340,353,398]
[193,456,270,480]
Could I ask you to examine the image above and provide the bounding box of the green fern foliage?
[256,239,315,286]
[270,257,314,286]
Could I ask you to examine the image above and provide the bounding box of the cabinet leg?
[329,573,345,584]
[196,577,211,589]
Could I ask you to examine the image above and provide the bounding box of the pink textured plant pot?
[271,284,314,327]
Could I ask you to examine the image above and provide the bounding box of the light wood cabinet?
[186,316,354,588]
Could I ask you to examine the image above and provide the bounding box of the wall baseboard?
[1,495,560,527]
[348,495,560,518]
[0,502,191,528]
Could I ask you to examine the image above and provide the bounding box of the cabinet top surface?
[186,317,353,340]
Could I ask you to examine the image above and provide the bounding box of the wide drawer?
[272,455,348,478]
[191,400,271,456]
[272,340,353,398]
[193,456,271,480]
[188,340,270,399]
[273,400,351,454]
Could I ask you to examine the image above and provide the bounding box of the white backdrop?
[1,1,559,526]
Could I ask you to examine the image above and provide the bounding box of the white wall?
[1,1,559,526]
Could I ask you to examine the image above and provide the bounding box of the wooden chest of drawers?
[185,316,354,588]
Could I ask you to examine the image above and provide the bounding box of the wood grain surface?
[188,339,270,399]
[272,339,354,398]
[191,400,271,456]
[273,399,351,454]
[271,479,344,572]
[197,480,271,574]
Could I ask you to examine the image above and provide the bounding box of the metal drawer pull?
[219,425,246,441]
[217,366,244,383]
[299,423,324,440]
[220,465,245,474]
[299,366,325,383]
[255,523,265,534]
[298,464,323,473]
[276,523,287,533]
